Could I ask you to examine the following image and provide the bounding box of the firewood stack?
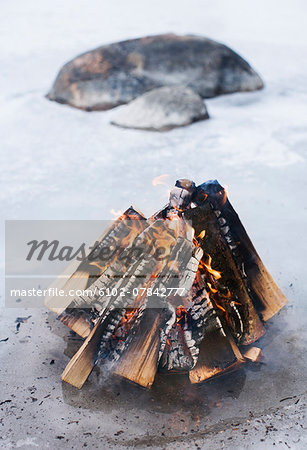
[45,179,288,389]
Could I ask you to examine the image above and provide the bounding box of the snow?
[1,0,307,299]
[1,2,307,447]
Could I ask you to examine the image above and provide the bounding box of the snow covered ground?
[1,0,307,448]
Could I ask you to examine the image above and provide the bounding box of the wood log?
[243,346,263,363]
[159,323,194,372]
[112,307,173,388]
[112,236,201,387]
[189,323,245,384]
[61,313,107,389]
[150,178,196,222]
[54,207,148,337]
[61,255,160,389]
[45,206,146,312]
[185,203,265,345]
[195,180,288,321]
[61,219,180,388]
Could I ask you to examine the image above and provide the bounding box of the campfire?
[46,179,288,389]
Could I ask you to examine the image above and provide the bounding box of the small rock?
[112,86,209,131]
[15,316,32,323]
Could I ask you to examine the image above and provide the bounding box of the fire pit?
[46,179,288,390]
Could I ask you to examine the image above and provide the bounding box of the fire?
[152,174,169,187]
[198,230,206,240]
[168,259,180,274]
[215,303,226,313]
[191,228,195,241]
[200,255,221,280]
[176,305,187,326]
[207,282,218,294]
[120,220,145,248]
[217,186,228,207]
[89,260,105,272]
[110,208,124,218]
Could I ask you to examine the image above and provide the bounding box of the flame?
[198,230,206,240]
[216,187,228,206]
[191,228,195,241]
[89,260,105,271]
[215,302,226,313]
[168,259,180,274]
[152,174,169,187]
[114,309,138,339]
[202,255,221,280]
[207,282,218,294]
[120,219,145,248]
[110,208,124,218]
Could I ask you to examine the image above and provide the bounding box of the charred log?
[47,206,147,337]
[185,202,265,345]
[111,236,200,386]
[189,324,245,384]
[196,180,288,321]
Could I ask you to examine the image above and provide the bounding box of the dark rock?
[111,86,209,131]
[47,33,263,111]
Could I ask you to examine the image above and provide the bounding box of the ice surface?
[1,2,307,448]
[1,0,307,291]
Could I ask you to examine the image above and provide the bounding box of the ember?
[46,179,288,389]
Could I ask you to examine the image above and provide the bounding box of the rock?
[111,86,209,131]
[47,33,264,111]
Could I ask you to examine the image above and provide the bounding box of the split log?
[150,179,196,222]
[112,236,201,387]
[46,205,146,313]
[196,180,288,321]
[55,207,147,337]
[112,306,173,388]
[185,202,265,345]
[243,346,263,363]
[61,219,180,388]
[160,322,194,372]
[61,255,160,389]
[61,312,108,389]
[189,324,245,384]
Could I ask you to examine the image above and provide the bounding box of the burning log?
[61,219,182,388]
[112,236,200,387]
[185,202,265,345]
[51,206,147,337]
[195,180,288,321]
[46,178,288,390]
[189,326,245,384]
[112,306,174,388]
[160,324,194,372]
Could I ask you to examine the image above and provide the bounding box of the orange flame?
[110,208,124,218]
[176,305,187,325]
[207,282,218,294]
[89,260,105,272]
[152,174,169,187]
[198,230,206,240]
[202,255,221,280]
[215,302,226,313]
